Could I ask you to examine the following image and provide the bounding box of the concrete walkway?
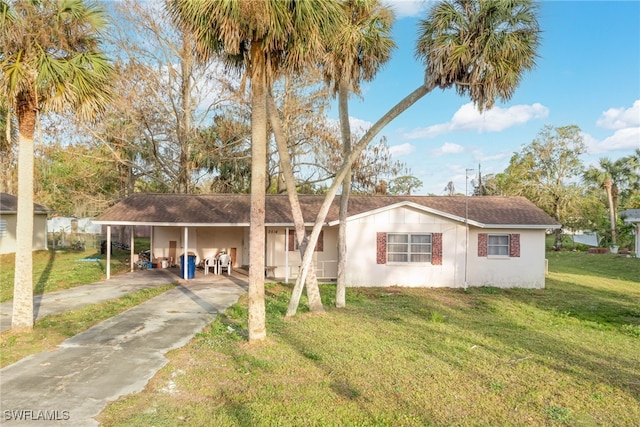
[0,269,248,426]
[0,268,184,332]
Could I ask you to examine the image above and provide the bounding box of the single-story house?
[94,193,560,289]
[0,193,51,255]
[621,209,640,257]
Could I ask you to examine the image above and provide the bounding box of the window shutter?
[316,230,324,252]
[432,233,442,265]
[376,232,387,264]
[478,233,488,257]
[288,229,295,252]
[509,234,520,257]
[288,229,323,252]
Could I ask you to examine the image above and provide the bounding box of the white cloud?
[433,142,464,156]
[471,149,512,163]
[596,100,640,130]
[348,116,372,134]
[403,102,549,139]
[389,143,416,157]
[384,0,430,18]
[586,127,640,154]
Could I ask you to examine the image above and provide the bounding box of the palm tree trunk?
[287,84,430,316]
[248,48,267,342]
[266,93,323,313]
[179,33,194,194]
[12,98,37,330]
[336,79,352,308]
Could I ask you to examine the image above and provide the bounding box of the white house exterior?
[622,209,640,257]
[341,202,550,288]
[94,194,559,288]
[0,193,51,255]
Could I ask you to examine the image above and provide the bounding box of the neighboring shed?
[0,193,51,255]
[621,209,640,257]
[95,194,560,288]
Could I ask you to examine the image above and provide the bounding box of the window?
[478,233,520,258]
[488,235,510,256]
[387,233,432,263]
[0,219,6,238]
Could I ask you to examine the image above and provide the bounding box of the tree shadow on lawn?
[546,251,640,282]
[33,250,56,320]
[346,286,640,402]
[502,278,640,333]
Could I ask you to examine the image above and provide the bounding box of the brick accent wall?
[376,232,387,264]
[478,233,488,257]
[432,233,442,265]
[509,233,520,257]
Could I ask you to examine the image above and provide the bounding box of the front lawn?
[0,247,133,303]
[99,252,640,426]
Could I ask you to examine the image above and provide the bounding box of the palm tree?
[323,0,395,309]
[288,0,540,314]
[168,0,343,341]
[583,157,633,246]
[0,0,114,330]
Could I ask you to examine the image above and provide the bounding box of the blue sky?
[334,0,640,195]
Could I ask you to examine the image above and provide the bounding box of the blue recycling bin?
[180,255,196,279]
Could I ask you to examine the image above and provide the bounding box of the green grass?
[0,247,133,302]
[98,252,640,426]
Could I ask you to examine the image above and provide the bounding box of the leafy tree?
[388,175,423,195]
[621,149,640,209]
[583,158,632,246]
[36,141,121,217]
[102,0,231,195]
[0,0,114,330]
[289,0,541,315]
[497,125,586,249]
[170,0,343,341]
[0,104,18,194]
[196,113,252,194]
[583,150,640,245]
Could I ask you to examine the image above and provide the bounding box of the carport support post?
[183,226,189,280]
[106,225,111,280]
[129,226,135,272]
[285,227,290,284]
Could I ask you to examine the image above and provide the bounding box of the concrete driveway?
[0,269,248,426]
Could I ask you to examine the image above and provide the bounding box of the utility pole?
[464,168,474,289]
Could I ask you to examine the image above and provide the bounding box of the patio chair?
[218,253,232,275]
[204,257,217,275]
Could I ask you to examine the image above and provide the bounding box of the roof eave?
[477,224,562,230]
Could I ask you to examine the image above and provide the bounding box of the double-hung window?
[387,233,432,263]
[488,234,510,256]
[0,219,6,238]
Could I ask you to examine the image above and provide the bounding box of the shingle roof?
[0,193,52,214]
[95,193,560,228]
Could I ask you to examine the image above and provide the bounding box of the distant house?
[95,194,560,289]
[621,209,640,257]
[0,193,51,255]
